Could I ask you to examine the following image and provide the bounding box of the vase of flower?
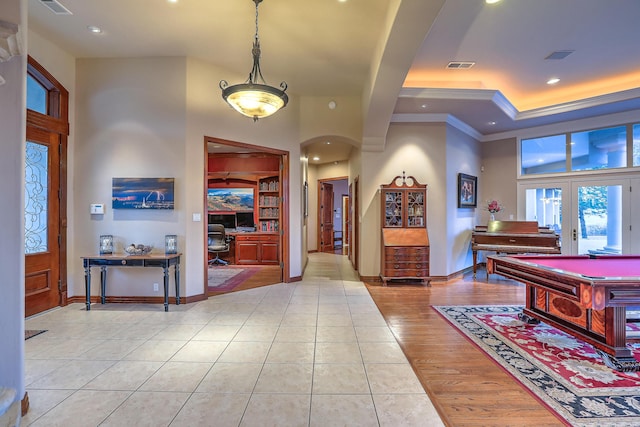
[486,200,503,222]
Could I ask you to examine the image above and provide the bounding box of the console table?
[81,253,181,312]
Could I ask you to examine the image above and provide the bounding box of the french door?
[520,176,636,255]
[25,56,68,316]
[570,179,629,255]
[25,127,62,316]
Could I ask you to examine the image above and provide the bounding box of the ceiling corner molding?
[390,112,482,141]
[515,88,640,122]
[398,87,519,120]
[0,20,23,62]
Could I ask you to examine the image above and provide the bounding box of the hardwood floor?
[365,271,565,427]
[207,265,282,296]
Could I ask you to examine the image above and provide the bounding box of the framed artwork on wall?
[112,178,175,209]
[457,173,477,208]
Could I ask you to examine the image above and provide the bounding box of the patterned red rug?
[433,305,640,427]
[208,266,259,292]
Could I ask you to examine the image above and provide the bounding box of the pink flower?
[487,200,503,213]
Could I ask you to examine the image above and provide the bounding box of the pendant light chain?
[220,0,288,121]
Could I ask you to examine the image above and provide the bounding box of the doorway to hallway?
[317,177,348,254]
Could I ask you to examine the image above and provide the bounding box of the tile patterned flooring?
[22,253,444,426]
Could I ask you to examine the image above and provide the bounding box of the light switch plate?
[90,203,105,214]
[192,213,201,222]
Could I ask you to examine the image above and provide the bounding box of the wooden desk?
[81,253,181,312]
[487,254,640,371]
[229,232,279,265]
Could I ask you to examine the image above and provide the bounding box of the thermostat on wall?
[90,203,105,215]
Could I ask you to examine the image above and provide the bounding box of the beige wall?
[360,123,448,277]
[299,96,362,143]
[74,57,189,297]
[446,124,482,274]
[0,0,26,407]
[480,137,518,223]
[184,57,302,284]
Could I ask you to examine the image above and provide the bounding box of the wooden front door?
[25,127,62,316]
[320,182,334,252]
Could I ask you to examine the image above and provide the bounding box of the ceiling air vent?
[39,0,73,15]
[545,50,574,60]
[446,61,475,69]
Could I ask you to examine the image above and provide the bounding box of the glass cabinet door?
[384,191,403,227]
[407,191,425,227]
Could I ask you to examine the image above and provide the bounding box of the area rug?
[433,305,640,427]
[208,267,258,292]
[25,330,47,340]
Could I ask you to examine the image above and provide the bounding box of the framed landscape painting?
[112,178,175,209]
[458,173,477,208]
[207,188,254,212]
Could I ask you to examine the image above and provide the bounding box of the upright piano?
[471,220,561,277]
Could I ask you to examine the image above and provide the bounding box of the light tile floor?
[22,253,444,426]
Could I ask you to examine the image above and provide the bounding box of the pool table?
[486,254,640,372]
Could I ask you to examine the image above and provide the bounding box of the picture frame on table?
[457,173,477,208]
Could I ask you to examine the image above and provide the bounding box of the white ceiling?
[27,0,640,164]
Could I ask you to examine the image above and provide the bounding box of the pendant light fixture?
[220,0,288,121]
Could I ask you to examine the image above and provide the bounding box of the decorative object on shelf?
[219,0,288,121]
[99,234,113,255]
[165,235,178,254]
[457,173,477,208]
[124,243,153,256]
[486,199,503,221]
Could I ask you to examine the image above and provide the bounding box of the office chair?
[208,224,230,265]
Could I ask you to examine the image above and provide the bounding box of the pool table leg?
[518,312,540,325]
[596,349,640,372]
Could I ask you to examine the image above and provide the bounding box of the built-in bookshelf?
[258,176,279,232]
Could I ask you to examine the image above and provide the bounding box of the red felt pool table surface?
[508,255,640,279]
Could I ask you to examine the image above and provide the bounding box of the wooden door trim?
[316,177,348,253]
[26,56,69,309]
[204,136,290,287]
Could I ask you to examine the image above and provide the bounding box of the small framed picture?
[99,234,113,255]
[457,173,477,208]
[165,235,178,254]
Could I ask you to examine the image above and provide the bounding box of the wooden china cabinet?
[380,173,430,286]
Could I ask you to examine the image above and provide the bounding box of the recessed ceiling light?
[87,25,102,33]
[486,0,501,4]
[547,77,560,85]
[313,156,320,161]
[167,0,178,3]
[421,104,428,109]
[325,141,331,145]
[488,121,496,125]
[328,100,337,109]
